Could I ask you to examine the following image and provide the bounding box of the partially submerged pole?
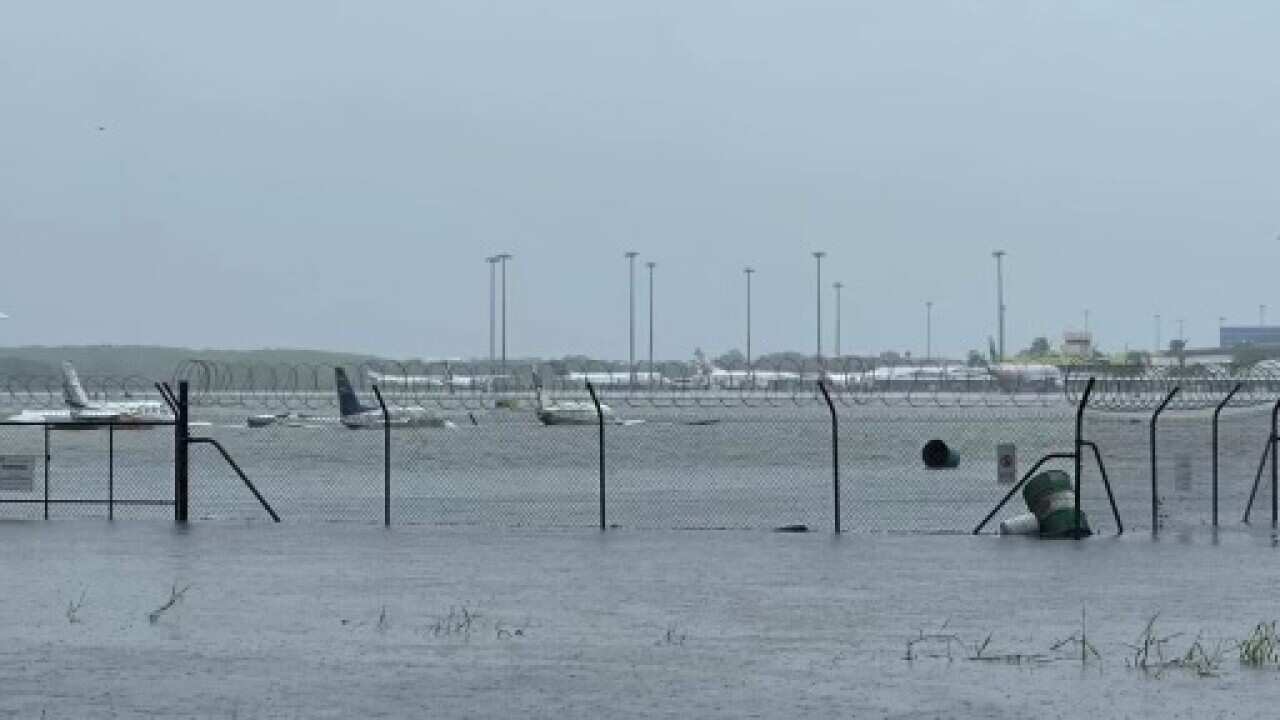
[1149,387,1179,534]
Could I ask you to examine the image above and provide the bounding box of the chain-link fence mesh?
[4,360,1280,533]
[0,423,174,519]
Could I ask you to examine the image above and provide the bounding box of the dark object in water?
[773,524,808,533]
[922,439,960,469]
[468,413,478,426]
[685,419,721,426]
[1023,469,1092,538]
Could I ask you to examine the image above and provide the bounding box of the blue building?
[1221,326,1280,348]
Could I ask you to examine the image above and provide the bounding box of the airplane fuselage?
[340,408,454,429]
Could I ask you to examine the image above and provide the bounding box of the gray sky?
[2,1,1278,361]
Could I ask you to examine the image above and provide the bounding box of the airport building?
[1061,330,1092,358]
[1220,326,1280,348]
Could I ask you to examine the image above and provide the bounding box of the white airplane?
[5,407,77,425]
[988,363,1063,390]
[61,362,170,424]
[564,370,664,386]
[5,362,170,426]
[532,373,614,425]
[693,350,800,389]
[336,368,454,428]
[826,364,993,390]
[366,366,508,391]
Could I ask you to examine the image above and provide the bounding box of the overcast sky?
[2,1,1278,361]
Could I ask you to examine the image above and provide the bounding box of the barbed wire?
[5,358,1280,412]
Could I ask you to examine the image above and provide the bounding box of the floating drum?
[922,439,960,469]
[1023,470,1091,538]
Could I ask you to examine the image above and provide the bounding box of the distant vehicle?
[5,362,170,427]
[335,368,454,429]
[693,350,800,389]
[533,373,614,426]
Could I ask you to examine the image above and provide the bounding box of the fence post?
[1073,377,1095,537]
[1149,387,1179,535]
[108,423,115,521]
[818,379,840,533]
[43,424,50,520]
[1244,397,1280,526]
[372,384,390,527]
[175,381,189,523]
[1211,383,1242,528]
[1264,394,1274,530]
[586,382,605,530]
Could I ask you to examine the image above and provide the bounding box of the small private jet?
[5,362,170,427]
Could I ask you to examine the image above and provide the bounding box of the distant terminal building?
[1061,330,1093,358]
[1221,326,1280,348]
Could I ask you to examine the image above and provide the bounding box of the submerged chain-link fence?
[0,422,175,519]
[3,360,1280,533]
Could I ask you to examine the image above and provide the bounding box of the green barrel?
[1023,470,1091,538]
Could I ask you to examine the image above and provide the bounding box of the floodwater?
[4,397,1279,716]
[4,521,1280,718]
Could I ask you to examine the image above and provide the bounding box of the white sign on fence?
[0,455,35,493]
[996,444,1017,485]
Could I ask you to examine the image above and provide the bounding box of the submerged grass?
[903,612,1246,678]
[659,624,687,646]
[429,606,478,639]
[65,590,86,625]
[147,584,190,625]
[1239,621,1280,667]
[1050,607,1101,668]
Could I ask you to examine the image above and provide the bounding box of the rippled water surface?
[3,522,1280,718]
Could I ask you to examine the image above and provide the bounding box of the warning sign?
[0,455,35,492]
[996,444,1016,485]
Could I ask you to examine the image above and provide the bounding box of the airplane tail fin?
[61,362,90,409]
[334,367,372,417]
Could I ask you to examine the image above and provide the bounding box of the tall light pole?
[1178,317,1185,343]
[744,267,755,376]
[646,261,655,385]
[1155,313,1162,354]
[833,282,844,358]
[992,251,1006,362]
[813,251,826,363]
[497,253,512,373]
[486,256,498,371]
[926,301,934,361]
[1084,309,1090,334]
[626,251,638,385]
